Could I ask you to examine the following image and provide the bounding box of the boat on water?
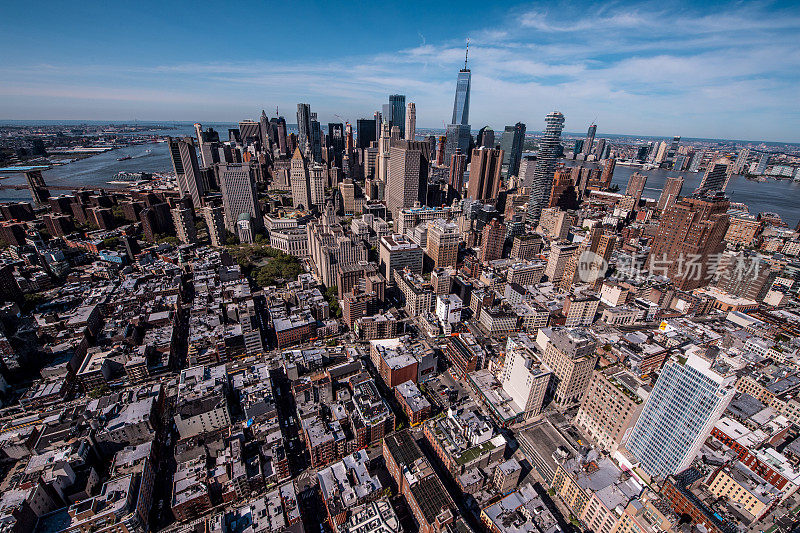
[116,155,132,161]
[111,171,152,182]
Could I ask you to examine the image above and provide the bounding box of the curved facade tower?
[527,111,565,225]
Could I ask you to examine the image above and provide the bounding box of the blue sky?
[1,0,799,142]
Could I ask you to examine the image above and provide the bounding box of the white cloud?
[0,1,797,141]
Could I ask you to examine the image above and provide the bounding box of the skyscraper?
[756,153,769,175]
[467,146,504,202]
[378,121,391,182]
[219,163,260,232]
[290,147,311,210]
[357,118,376,149]
[386,140,428,220]
[168,136,204,209]
[526,112,565,225]
[697,158,731,193]
[194,123,221,167]
[663,136,681,167]
[648,194,730,290]
[657,176,684,213]
[582,124,596,155]
[202,205,226,247]
[593,138,607,160]
[451,56,471,126]
[444,56,472,164]
[309,163,326,208]
[480,218,506,262]
[373,111,383,141]
[625,172,648,206]
[500,123,526,178]
[449,150,467,193]
[427,219,459,268]
[172,207,197,244]
[477,127,495,148]
[238,120,261,147]
[626,350,736,478]
[327,122,345,164]
[436,136,446,166]
[309,113,322,162]
[274,116,288,155]
[732,148,750,175]
[389,94,406,138]
[260,110,270,151]
[444,124,471,164]
[296,103,311,153]
[405,102,416,141]
[344,122,354,153]
[599,157,615,189]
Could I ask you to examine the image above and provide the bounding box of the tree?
[111,205,126,223]
[101,236,120,249]
[250,251,303,288]
[325,286,342,318]
[89,385,110,398]
[156,234,179,245]
[23,292,47,313]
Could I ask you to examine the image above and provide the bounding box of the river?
[566,161,800,227]
[2,140,799,227]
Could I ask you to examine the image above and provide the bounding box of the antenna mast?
[464,38,469,70]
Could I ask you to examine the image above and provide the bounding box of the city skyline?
[1,1,799,142]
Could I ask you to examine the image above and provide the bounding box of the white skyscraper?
[290,147,311,210]
[309,163,326,208]
[626,348,736,478]
[405,102,416,141]
[378,121,391,182]
[756,153,770,175]
[500,339,552,421]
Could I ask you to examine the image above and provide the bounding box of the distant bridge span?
[0,183,126,191]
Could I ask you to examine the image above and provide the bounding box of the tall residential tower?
[527,112,565,225]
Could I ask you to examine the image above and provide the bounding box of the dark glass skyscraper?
[499,122,526,178]
[357,118,376,149]
[327,122,344,166]
[452,68,471,126]
[477,127,495,148]
[296,103,311,153]
[444,124,471,164]
[309,113,322,162]
[389,94,406,138]
[527,112,565,225]
[582,123,596,155]
[444,57,472,165]
[168,136,204,209]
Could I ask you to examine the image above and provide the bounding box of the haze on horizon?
[1,0,798,143]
